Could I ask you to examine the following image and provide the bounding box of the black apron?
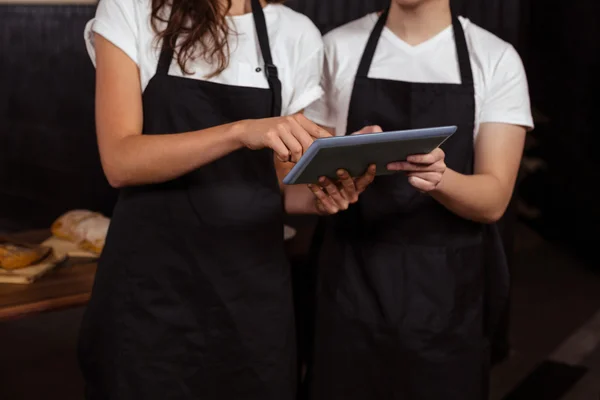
[309,8,509,400]
[78,2,296,398]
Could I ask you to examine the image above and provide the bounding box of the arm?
[431,123,526,223]
[390,123,526,223]
[95,35,326,188]
[390,45,532,223]
[95,34,243,188]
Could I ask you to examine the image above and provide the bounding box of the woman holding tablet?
[304,0,533,398]
[78,0,374,398]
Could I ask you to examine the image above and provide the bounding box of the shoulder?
[85,0,152,67]
[268,4,322,46]
[460,19,533,129]
[323,13,377,56]
[94,0,150,22]
[460,17,522,71]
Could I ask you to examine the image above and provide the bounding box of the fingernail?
[319,177,326,183]
[307,184,313,188]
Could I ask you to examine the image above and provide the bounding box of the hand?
[387,148,446,192]
[308,165,376,215]
[351,125,383,135]
[237,114,330,163]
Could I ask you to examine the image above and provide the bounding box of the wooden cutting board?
[0,250,66,284]
[41,236,99,260]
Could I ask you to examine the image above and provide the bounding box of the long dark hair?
[151,0,284,77]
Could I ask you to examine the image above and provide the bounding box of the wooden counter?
[0,230,96,322]
[0,217,317,322]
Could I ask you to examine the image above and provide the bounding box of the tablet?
[282,126,456,185]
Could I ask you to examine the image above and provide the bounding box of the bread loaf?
[0,242,52,270]
[51,210,110,255]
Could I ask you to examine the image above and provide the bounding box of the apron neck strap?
[251,0,282,116]
[155,0,282,117]
[450,14,473,86]
[156,2,178,77]
[355,7,389,78]
[356,4,474,87]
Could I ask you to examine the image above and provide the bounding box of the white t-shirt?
[305,14,534,139]
[84,1,324,116]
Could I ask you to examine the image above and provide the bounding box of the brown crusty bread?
[0,242,52,270]
[51,210,110,255]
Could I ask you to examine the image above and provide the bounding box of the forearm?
[430,168,512,224]
[283,184,320,215]
[101,122,243,188]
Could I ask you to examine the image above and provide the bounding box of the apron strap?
[251,0,283,117]
[356,3,474,88]
[451,14,474,86]
[156,3,178,76]
[356,6,389,78]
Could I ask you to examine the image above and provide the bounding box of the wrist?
[227,119,249,150]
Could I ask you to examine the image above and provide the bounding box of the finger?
[266,131,291,162]
[407,148,445,164]
[355,164,376,192]
[287,116,314,152]
[337,169,358,202]
[364,125,383,133]
[407,171,443,187]
[387,161,414,171]
[319,176,349,210]
[387,161,445,172]
[308,184,339,214]
[408,175,437,192]
[353,125,383,135]
[277,126,304,163]
[295,113,331,139]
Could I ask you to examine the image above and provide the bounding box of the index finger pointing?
[295,114,331,139]
[287,116,314,152]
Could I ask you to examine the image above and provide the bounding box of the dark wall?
[0,5,115,232]
[0,0,525,233]
[518,0,600,263]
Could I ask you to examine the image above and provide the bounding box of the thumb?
[366,125,383,133]
[353,125,383,135]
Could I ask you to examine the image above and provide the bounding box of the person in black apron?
[77,0,376,398]
[305,1,532,399]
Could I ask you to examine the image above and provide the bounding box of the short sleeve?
[284,28,325,116]
[479,45,534,130]
[303,43,336,128]
[84,0,140,67]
